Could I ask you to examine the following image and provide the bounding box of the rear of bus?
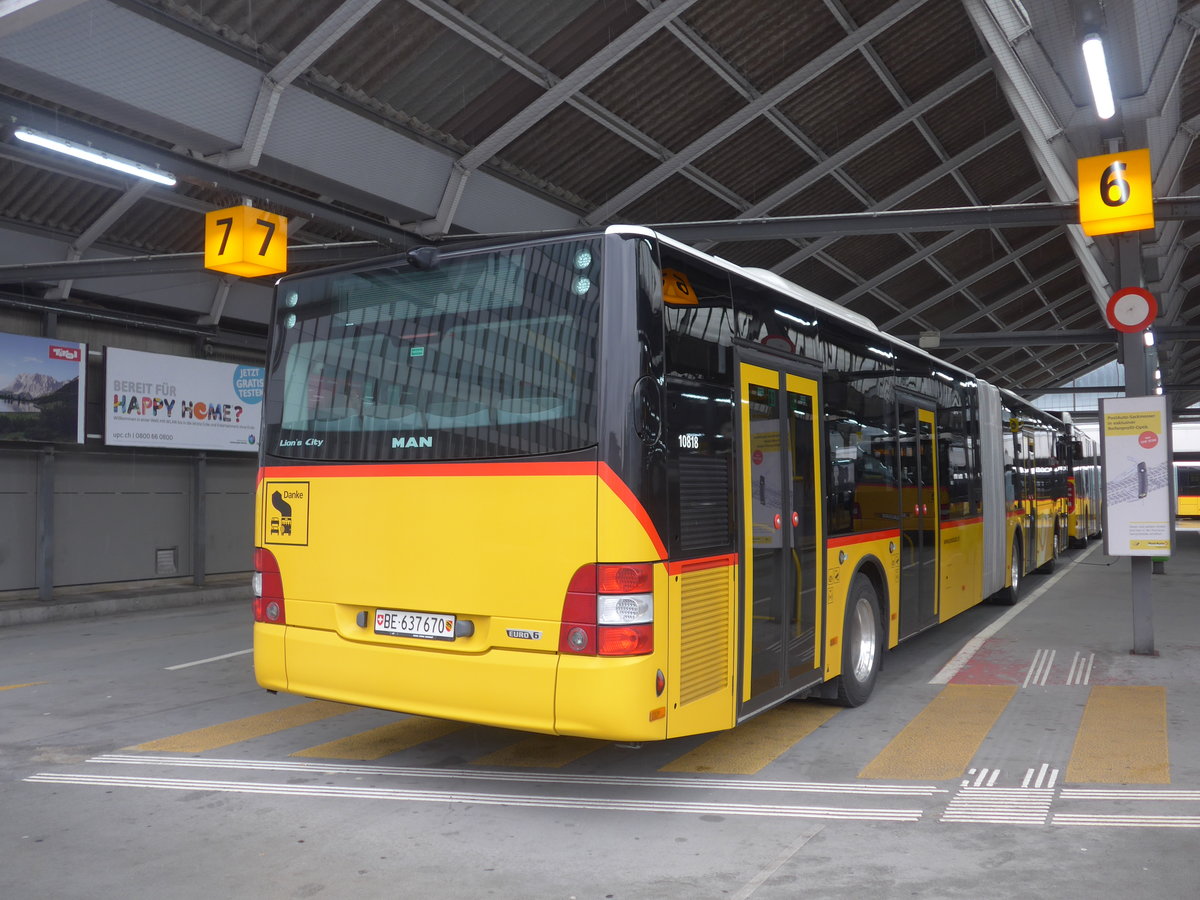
[253,232,674,741]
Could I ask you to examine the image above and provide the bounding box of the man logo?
[392,436,433,449]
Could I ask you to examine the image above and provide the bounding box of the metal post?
[1118,233,1155,655]
[193,452,207,586]
[36,447,54,602]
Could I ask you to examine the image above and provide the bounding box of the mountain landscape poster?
[0,332,87,443]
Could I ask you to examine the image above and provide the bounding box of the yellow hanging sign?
[205,205,288,277]
[662,268,697,305]
[1077,148,1154,236]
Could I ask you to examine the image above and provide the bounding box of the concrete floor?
[2,530,1199,899]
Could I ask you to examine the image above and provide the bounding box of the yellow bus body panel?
[938,519,984,621]
[1179,495,1200,517]
[823,534,900,682]
[255,463,679,739]
[663,559,738,738]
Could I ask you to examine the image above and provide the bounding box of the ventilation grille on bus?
[679,566,731,706]
[678,457,732,551]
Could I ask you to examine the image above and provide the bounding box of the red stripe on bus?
[257,461,595,483]
[827,530,900,548]
[596,464,668,559]
[666,554,738,576]
[940,517,983,528]
[258,461,668,560]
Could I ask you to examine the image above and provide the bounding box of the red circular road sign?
[1106,287,1157,332]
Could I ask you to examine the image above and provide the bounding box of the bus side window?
[660,249,733,382]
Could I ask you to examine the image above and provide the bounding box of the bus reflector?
[560,563,654,656]
[253,547,286,624]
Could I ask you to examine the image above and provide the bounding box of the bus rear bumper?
[278,625,559,734]
[254,625,672,741]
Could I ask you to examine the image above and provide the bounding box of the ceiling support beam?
[584,0,927,224]
[0,241,383,282]
[0,99,417,246]
[45,180,153,300]
[210,0,382,171]
[411,0,700,236]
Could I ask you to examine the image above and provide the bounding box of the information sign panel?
[1100,394,1173,556]
[106,347,264,452]
[1078,148,1154,236]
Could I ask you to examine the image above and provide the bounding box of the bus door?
[738,361,824,717]
[1016,430,1037,566]
[898,398,938,638]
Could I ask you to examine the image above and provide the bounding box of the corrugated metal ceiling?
[0,0,1197,405]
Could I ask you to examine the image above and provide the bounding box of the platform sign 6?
[1077,148,1154,236]
[204,205,288,277]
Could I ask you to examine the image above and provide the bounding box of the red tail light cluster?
[252,547,286,624]
[1066,478,1077,514]
[559,563,654,656]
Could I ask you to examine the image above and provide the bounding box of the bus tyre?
[1037,530,1060,574]
[996,538,1022,605]
[835,573,882,707]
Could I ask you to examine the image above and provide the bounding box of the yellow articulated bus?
[1061,421,1103,547]
[1176,456,1200,517]
[253,226,1071,741]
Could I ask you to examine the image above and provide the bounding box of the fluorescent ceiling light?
[1081,34,1116,120]
[13,127,176,186]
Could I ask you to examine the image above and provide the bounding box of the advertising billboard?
[0,331,86,443]
[1101,394,1173,557]
[106,347,264,452]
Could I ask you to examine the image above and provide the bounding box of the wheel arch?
[849,553,890,647]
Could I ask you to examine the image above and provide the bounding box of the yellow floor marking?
[471,735,606,768]
[0,682,47,691]
[293,716,467,759]
[660,702,840,775]
[1066,685,1169,784]
[859,684,1016,780]
[136,700,354,753]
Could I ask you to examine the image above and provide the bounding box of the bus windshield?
[262,238,602,461]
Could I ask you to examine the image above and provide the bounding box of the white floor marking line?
[23,773,924,821]
[165,649,252,671]
[90,754,948,796]
[1060,788,1200,801]
[930,542,1102,685]
[1021,763,1059,789]
[1065,651,1095,686]
[1053,814,1200,828]
[941,787,1055,825]
[1022,649,1056,688]
[731,824,824,900]
[964,768,1002,788]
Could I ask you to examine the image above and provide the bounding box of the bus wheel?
[996,538,1022,605]
[835,573,882,707]
[1037,530,1060,574]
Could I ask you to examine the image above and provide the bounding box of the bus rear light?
[598,592,652,625]
[560,563,654,656]
[1067,478,1077,514]
[253,547,286,625]
[597,563,653,593]
[598,624,653,656]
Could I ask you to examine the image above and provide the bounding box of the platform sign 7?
[204,205,288,277]
[1077,148,1154,237]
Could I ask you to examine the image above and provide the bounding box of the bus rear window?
[263,239,601,461]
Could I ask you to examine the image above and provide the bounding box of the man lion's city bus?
[253,226,1077,742]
